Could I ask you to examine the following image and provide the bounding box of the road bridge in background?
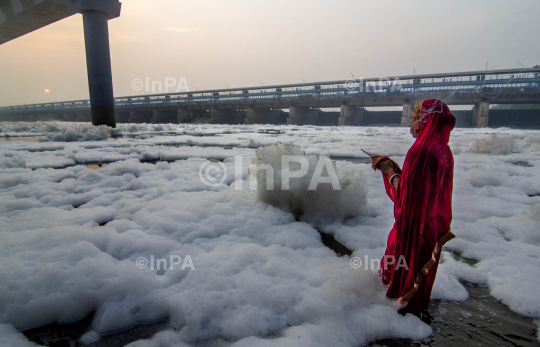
[1,68,540,128]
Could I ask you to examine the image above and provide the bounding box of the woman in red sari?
[372,99,456,320]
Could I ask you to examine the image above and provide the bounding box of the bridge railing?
[1,69,539,114]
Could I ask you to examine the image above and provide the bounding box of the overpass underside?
[0,0,72,44]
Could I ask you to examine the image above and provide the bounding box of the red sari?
[378,99,456,317]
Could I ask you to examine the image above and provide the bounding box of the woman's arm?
[379,160,400,190]
[390,176,399,190]
[376,159,400,201]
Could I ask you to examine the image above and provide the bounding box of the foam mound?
[469,134,514,155]
[249,142,369,225]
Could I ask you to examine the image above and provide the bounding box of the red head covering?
[383,99,456,314]
[413,99,456,146]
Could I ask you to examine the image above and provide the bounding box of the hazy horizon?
[1,0,539,106]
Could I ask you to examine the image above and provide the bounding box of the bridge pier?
[287,106,320,125]
[67,0,121,128]
[152,110,178,124]
[129,110,153,123]
[401,103,413,127]
[338,106,365,126]
[245,107,282,124]
[472,101,490,128]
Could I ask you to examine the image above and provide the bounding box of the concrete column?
[245,108,281,124]
[287,107,320,125]
[152,110,178,124]
[129,110,153,123]
[401,103,413,127]
[472,101,490,128]
[82,11,115,127]
[68,0,121,128]
[338,106,365,126]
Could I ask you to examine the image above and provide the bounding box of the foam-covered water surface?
[1,121,539,346]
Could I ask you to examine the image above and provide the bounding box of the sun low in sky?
[0,0,539,107]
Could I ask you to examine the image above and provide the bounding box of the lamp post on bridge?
[67,0,121,128]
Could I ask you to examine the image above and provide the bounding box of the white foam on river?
[1,121,539,346]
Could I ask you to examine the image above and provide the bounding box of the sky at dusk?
[0,0,539,106]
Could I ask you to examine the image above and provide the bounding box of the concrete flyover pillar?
[245,108,281,125]
[152,110,178,124]
[287,106,320,125]
[401,103,413,127]
[67,0,121,128]
[338,105,365,126]
[472,101,490,128]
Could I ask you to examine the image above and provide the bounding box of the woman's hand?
[378,160,394,174]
